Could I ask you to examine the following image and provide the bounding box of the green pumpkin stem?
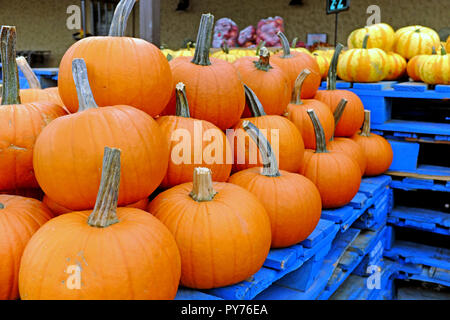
[360,110,371,137]
[243,120,280,177]
[0,26,21,105]
[330,99,348,141]
[327,43,344,91]
[362,34,370,49]
[0,203,4,209]
[190,167,217,202]
[108,0,136,37]
[307,109,328,153]
[221,41,229,54]
[440,45,446,55]
[166,53,173,61]
[72,58,99,112]
[277,31,291,58]
[191,14,214,66]
[431,46,436,55]
[244,84,267,117]
[253,47,273,72]
[16,56,41,89]
[175,82,190,118]
[291,69,311,105]
[87,147,121,228]
[255,40,266,55]
[291,37,298,48]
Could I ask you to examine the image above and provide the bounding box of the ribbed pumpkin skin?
[328,138,367,176]
[446,37,450,53]
[352,133,393,176]
[163,57,245,130]
[347,23,395,52]
[313,53,330,80]
[0,102,67,191]
[156,116,232,188]
[0,195,53,300]
[232,116,305,173]
[0,89,64,107]
[58,37,173,117]
[337,48,388,82]
[394,26,441,60]
[384,52,407,80]
[407,54,429,81]
[419,54,450,85]
[19,208,181,300]
[33,106,169,210]
[285,100,334,149]
[228,169,321,248]
[234,56,291,116]
[148,182,272,289]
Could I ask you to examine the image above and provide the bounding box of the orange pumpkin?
[148,167,271,289]
[229,121,321,248]
[406,47,438,81]
[347,23,395,52]
[419,46,450,84]
[351,110,393,176]
[394,25,441,60]
[384,52,407,80]
[33,59,168,211]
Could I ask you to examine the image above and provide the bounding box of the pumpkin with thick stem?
[314,43,365,137]
[299,109,361,208]
[156,82,232,188]
[34,58,168,211]
[347,23,395,52]
[407,47,438,81]
[231,85,304,173]
[58,0,172,116]
[0,26,67,192]
[285,69,335,149]
[394,25,441,60]
[271,31,321,99]
[162,14,245,130]
[351,110,393,176]
[419,46,450,85]
[19,147,181,299]
[234,46,291,117]
[148,167,271,289]
[229,121,321,248]
[384,52,407,80]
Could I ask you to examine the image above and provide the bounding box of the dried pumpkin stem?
[243,121,280,177]
[291,69,311,105]
[190,167,217,202]
[72,58,99,112]
[327,43,344,91]
[255,40,266,55]
[291,37,298,48]
[277,31,291,58]
[175,82,190,118]
[221,41,229,54]
[0,203,4,209]
[253,47,273,72]
[108,0,136,37]
[362,34,370,49]
[360,110,371,137]
[16,56,41,89]
[87,147,121,228]
[307,109,328,153]
[191,14,214,66]
[0,26,21,105]
[331,99,348,141]
[244,84,267,117]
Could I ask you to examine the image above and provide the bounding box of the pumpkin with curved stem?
[419,46,450,85]
[58,0,173,116]
[347,23,395,52]
[394,25,441,60]
[0,26,67,192]
[34,58,168,210]
[384,52,407,81]
[406,47,437,81]
[313,52,330,80]
[148,167,271,289]
[229,121,321,248]
[352,110,393,176]
[314,44,365,137]
[285,69,334,149]
[234,46,291,116]
[19,147,181,300]
[0,195,53,300]
[156,82,232,188]
[299,109,361,208]
[232,85,304,173]
[271,31,321,98]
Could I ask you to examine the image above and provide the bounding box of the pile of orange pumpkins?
[1,0,397,301]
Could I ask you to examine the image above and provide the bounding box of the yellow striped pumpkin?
[406,47,438,81]
[446,36,450,53]
[313,53,330,80]
[394,25,440,60]
[419,47,450,84]
[347,23,395,52]
[384,52,407,80]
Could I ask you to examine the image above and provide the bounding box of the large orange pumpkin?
[406,47,438,81]
[33,59,168,210]
[148,167,271,289]
[419,46,450,84]
[19,148,181,299]
[58,0,172,116]
[229,121,321,248]
[384,52,407,81]
[394,25,441,60]
[347,23,395,52]
[0,195,53,300]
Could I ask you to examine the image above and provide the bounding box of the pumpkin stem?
[243,120,280,177]
[255,40,266,55]
[108,0,136,37]
[253,47,273,72]
[175,82,190,118]
[291,37,298,48]
[431,46,436,55]
[244,84,267,117]
[277,31,291,58]
[0,26,21,105]
[331,99,348,141]
[87,147,121,228]
[191,13,214,66]
[0,203,4,209]
[362,34,370,49]
[166,53,173,61]
[440,45,446,55]
[360,110,371,137]
[189,167,217,202]
[291,69,311,105]
[327,43,344,91]
[307,109,328,153]
[72,58,99,112]
[221,41,230,54]
[16,56,41,89]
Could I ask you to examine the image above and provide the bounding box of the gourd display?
[347,23,395,52]
[351,110,393,176]
[0,195,53,300]
[232,85,305,173]
[58,0,173,117]
[394,25,441,60]
[163,14,245,130]
[33,59,169,210]
[314,44,365,137]
[228,121,321,248]
[299,110,361,208]
[285,69,335,149]
[384,52,407,80]
[406,47,437,81]
[19,147,181,299]
[419,46,450,84]
[148,167,272,289]
[0,26,67,191]
[156,82,232,188]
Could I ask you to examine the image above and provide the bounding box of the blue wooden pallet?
[352,188,392,231]
[390,176,450,192]
[372,129,450,143]
[388,206,450,236]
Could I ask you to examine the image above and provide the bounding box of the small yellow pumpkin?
[347,23,395,52]
[394,25,440,60]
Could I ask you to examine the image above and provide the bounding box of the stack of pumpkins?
[0,0,394,301]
